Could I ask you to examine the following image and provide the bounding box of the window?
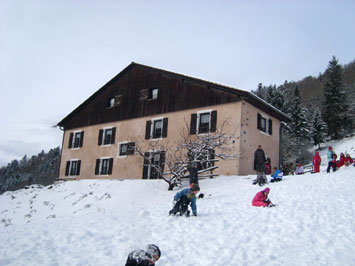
[145,118,168,139]
[190,110,217,134]
[95,158,113,175]
[98,127,116,145]
[118,142,135,156]
[257,113,272,135]
[65,160,81,176]
[142,151,165,179]
[68,131,84,149]
[108,95,122,108]
[149,88,158,100]
[153,119,163,138]
[199,113,210,134]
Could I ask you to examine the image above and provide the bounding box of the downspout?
[279,122,286,169]
[57,126,65,180]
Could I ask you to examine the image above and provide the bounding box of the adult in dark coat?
[254,145,266,173]
[189,162,199,186]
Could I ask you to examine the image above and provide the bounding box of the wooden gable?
[58,63,289,130]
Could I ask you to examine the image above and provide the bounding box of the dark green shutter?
[111,127,116,144]
[190,114,197,134]
[257,114,262,130]
[95,159,100,175]
[162,118,168,138]
[145,121,151,139]
[128,142,135,155]
[159,151,166,176]
[142,152,150,179]
[268,119,272,135]
[98,130,103,145]
[108,158,113,175]
[65,161,70,176]
[76,160,81,175]
[210,111,217,132]
[80,131,84,147]
[68,133,73,148]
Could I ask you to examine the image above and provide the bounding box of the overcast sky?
[1,0,354,167]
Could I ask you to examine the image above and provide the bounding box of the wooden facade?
[57,63,288,130]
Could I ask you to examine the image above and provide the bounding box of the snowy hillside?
[1,138,355,266]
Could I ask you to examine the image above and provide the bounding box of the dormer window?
[149,88,158,100]
[108,95,122,108]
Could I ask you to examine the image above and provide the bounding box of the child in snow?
[270,167,283,182]
[312,151,321,173]
[252,171,267,186]
[265,158,271,175]
[252,187,274,207]
[327,146,336,173]
[125,244,161,266]
[169,184,200,216]
[344,154,354,166]
[336,152,346,168]
[295,163,304,175]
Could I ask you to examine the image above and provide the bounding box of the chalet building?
[57,62,289,180]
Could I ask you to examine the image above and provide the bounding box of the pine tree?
[322,56,349,139]
[288,86,310,140]
[311,108,328,149]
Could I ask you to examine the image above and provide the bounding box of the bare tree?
[135,118,239,190]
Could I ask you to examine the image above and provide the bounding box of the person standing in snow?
[327,146,337,173]
[270,167,283,182]
[169,184,200,216]
[265,158,271,175]
[312,152,321,173]
[125,244,161,266]
[189,161,199,187]
[252,187,274,207]
[254,145,266,173]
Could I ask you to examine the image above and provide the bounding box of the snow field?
[1,163,355,266]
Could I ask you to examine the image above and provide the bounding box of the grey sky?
[1,0,354,166]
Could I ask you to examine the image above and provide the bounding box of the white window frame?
[72,131,82,149]
[102,127,113,146]
[118,141,129,158]
[69,159,80,176]
[99,157,110,176]
[197,109,212,135]
[151,117,164,140]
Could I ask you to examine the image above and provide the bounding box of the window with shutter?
[257,113,272,135]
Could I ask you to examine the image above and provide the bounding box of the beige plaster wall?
[238,101,281,175]
[59,101,281,179]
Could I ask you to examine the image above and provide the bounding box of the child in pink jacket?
[252,187,274,207]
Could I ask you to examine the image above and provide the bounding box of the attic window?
[108,95,122,108]
[149,88,158,100]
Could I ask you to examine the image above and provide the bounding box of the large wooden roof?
[57,62,289,130]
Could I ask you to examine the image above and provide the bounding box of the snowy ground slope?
[1,138,355,266]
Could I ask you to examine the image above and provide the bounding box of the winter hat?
[328,146,333,150]
[315,152,319,156]
[146,244,161,258]
[191,184,200,192]
[263,187,270,194]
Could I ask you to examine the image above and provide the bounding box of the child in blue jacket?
[169,184,200,217]
[270,167,283,182]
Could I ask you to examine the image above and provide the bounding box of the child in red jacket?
[312,151,321,173]
[252,187,275,207]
